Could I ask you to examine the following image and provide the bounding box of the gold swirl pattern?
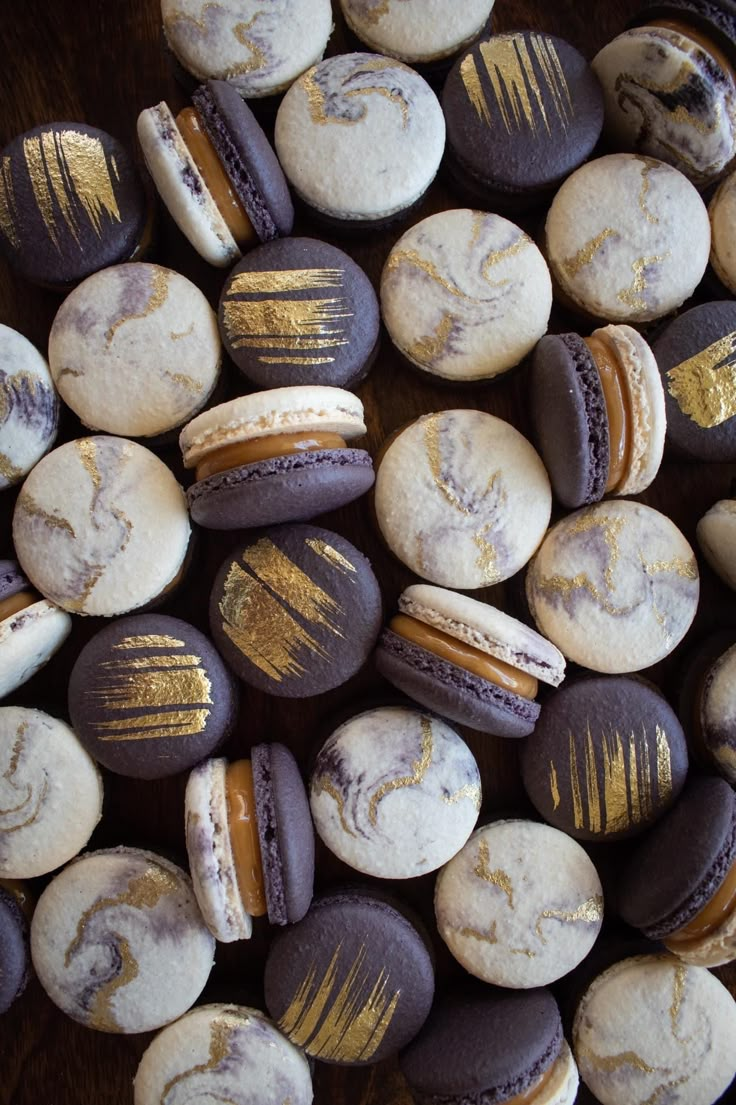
[165,5,268,78]
[0,720,50,833]
[105,269,170,345]
[303,57,412,129]
[160,1015,237,1103]
[367,716,433,826]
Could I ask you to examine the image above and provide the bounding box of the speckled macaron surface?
[0,559,72,700]
[526,500,699,673]
[48,264,221,437]
[274,53,445,223]
[161,0,333,97]
[133,1004,313,1105]
[340,0,494,63]
[435,820,604,988]
[573,955,736,1105]
[13,436,191,616]
[710,167,736,292]
[0,325,58,489]
[546,153,710,322]
[698,499,736,589]
[380,209,552,381]
[0,707,103,879]
[310,706,481,878]
[375,410,551,589]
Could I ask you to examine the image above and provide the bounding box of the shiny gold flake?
[367,716,433,826]
[105,268,170,345]
[666,329,736,428]
[534,895,604,942]
[460,35,573,134]
[473,838,514,909]
[561,228,618,279]
[0,156,19,248]
[305,538,357,578]
[228,269,345,294]
[311,775,357,838]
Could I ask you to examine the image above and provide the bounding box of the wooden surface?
[2,2,736,1103]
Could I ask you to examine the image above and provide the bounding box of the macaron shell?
[697,498,736,590]
[710,168,736,294]
[340,0,494,63]
[0,325,59,489]
[702,643,736,782]
[0,599,72,700]
[538,1041,580,1105]
[0,884,30,1013]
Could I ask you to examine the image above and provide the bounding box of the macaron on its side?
[698,498,736,589]
[709,167,736,293]
[0,325,59,489]
[0,559,72,698]
[700,642,736,783]
[0,883,31,1013]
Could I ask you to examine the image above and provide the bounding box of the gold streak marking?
[641,554,699,579]
[258,356,336,365]
[223,297,351,350]
[87,664,213,708]
[0,454,23,482]
[160,1016,237,1104]
[474,838,514,909]
[303,58,411,129]
[24,135,58,247]
[233,336,350,350]
[656,726,673,805]
[384,248,475,299]
[106,269,170,345]
[360,0,390,24]
[406,314,453,367]
[1,721,31,818]
[618,254,669,311]
[165,371,203,394]
[94,711,211,741]
[481,36,549,135]
[113,635,186,649]
[18,492,75,536]
[637,157,661,224]
[576,1044,657,1074]
[170,322,195,341]
[533,34,573,129]
[458,921,497,944]
[666,330,736,429]
[561,229,617,279]
[101,655,200,669]
[228,268,345,293]
[602,728,630,834]
[227,14,268,77]
[305,537,357,577]
[670,962,687,1040]
[509,946,537,957]
[311,776,357,838]
[550,760,560,810]
[89,934,139,1032]
[367,716,433,826]
[77,438,101,491]
[242,537,345,636]
[442,783,481,810]
[570,734,583,830]
[585,721,601,834]
[0,156,19,248]
[460,54,490,125]
[534,895,603,943]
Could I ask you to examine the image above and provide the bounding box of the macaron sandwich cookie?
[0,122,149,289]
[545,153,711,323]
[442,32,605,210]
[709,165,736,292]
[380,209,552,383]
[376,585,566,738]
[186,745,314,942]
[181,386,374,529]
[0,324,59,489]
[219,237,380,390]
[374,410,551,589]
[265,889,435,1065]
[0,880,31,1014]
[138,79,294,267]
[310,706,481,879]
[619,777,736,967]
[530,325,666,508]
[698,498,736,589]
[68,614,238,779]
[339,0,496,68]
[274,53,446,228]
[48,263,221,438]
[31,847,215,1033]
[210,524,382,697]
[0,559,71,699]
[12,436,191,617]
[681,633,736,783]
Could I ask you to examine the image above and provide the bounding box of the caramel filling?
[226,760,267,918]
[650,19,736,80]
[176,107,256,249]
[0,591,37,621]
[503,1058,558,1105]
[666,855,736,948]
[195,431,348,482]
[390,614,538,699]
[584,335,632,493]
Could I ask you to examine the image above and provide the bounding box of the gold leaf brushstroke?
[242,538,345,636]
[164,371,203,394]
[101,655,201,669]
[0,155,19,248]
[666,329,736,429]
[113,634,186,649]
[77,438,102,491]
[534,895,604,943]
[550,760,560,810]
[670,962,688,1040]
[618,253,670,311]
[94,711,211,741]
[87,665,212,709]
[561,228,618,279]
[227,14,268,76]
[576,1044,658,1074]
[367,716,433,826]
[636,157,661,224]
[406,314,454,366]
[228,268,345,293]
[480,36,550,135]
[0,453,23,482]
[474,838,514,909]
[17,492,76,536]
[305,537,357,577]
[641,554,699,579]
[460,54,490,125]
[106,268,170,345]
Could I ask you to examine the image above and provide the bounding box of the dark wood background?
[2,2,736,1103]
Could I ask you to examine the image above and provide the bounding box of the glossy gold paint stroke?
[89,933,139,1032]
[87,664,213,709]
[460,54,490,125]
[312,775,357,838]
[533,33,574,128]
[560,228,618,280]
[442,782,482,810]
[227,268,345,293]
[550,761,561,810]
[160,1015,237,1103]
[481,36,550,135]
[534,895,604,943]
[94,710,211,741]
[105,268,170,345]
[242,537,345,636]
[258,356,336,365]
[112,634,186,649]
[666,329,736,429]
[77,438,102,491]
[303,59,410,129]
[367,716,433,826]
[0,156,19,248]
[576,1043,658,1074]
[228,14,268,77]
[222,297,352,346]
[101,655,201,669]
[474,838,514,909]
[305,537,357,577]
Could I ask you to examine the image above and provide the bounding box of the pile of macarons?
[2,0,736,1103]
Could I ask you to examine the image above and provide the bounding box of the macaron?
[12,436,191,617]
[0,559,71,700]
[435,819,604,988]
[185,745,314,942]
[274,53,445,228]
[68,614,238,779]
[521,674,688,841]
[210,524,382,697]
[618,777,736,966]
[380,208,552,382]
[698,498,736,588]
[651,299,736,461]
[709,166,736,292]
[0,325,59,489]
[442,32,604,211]
[48,263,221,438]
[529,324,666,508]
[400,986,579,1105]
[545,153,711,323]
[339,0,495,68]
[375,584,566,738]
[138,79,293,267]
[161,0,333,99]
[526,500,700,673]
[30,846,215,1033]
[573,953,736,1105]
[219,237,380,390]
[0,706,103,879]
[680,633,736,783]
[264,888,435,1065]
[133,1004,313,1105]
[374,410,551,589]
[0,122,149,289]
[0,880,31,1014]
[181,386,374,530]
[310,706,481,878]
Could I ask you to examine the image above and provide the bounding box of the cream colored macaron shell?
[710,169,736,294]
[0,598,71,700]
[340,0,494,63]
[0,324,58,489]
[698,498,736,590]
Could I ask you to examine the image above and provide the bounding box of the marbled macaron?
[526,500,699,673]
[0,880,32,1014]
[374,410,551,589]
[0,325,59,490]
[310,706,481,878]
[380,209,552,382]
[0,707,103,879]
[31,847,215,1033]
[709,166,736,292]
[698,498,736,588]
[680,632,736,783]
[13,436,191,617]
[48,263,221,438]
[339,0,495,68]
[0,560,71,700]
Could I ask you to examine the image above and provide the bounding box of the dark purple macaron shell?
[651,300,736,461]
[193,79,294,242]
[68,614,238,779]
[0,123,147,289]
[631,0,736,64]
[619,776,736,938]
[400,986,563,1105]
[218,237,380,390]
[442,33,604,209]
[187,446,375,530]
[0,560,30,604]
[375,629,540,738]
[522,675,689,841]
[210,524,383,698]
[251,742,314,926]
[529,333,610,508]
[264,888,435,1065]
[0,885,30,1013]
